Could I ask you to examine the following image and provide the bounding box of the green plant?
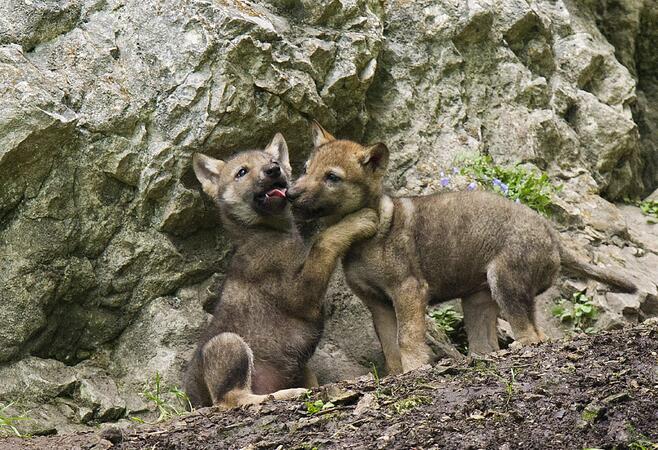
[429,305,469,353]
[138,372,192,422]
[486,368,517,407]
[639,200,658,224]
[629,438,658,450]
[0,403,29,437]
[369,362,385,399]
[305,399,335,415]
[552,290,598,333]
[502,368,516,406]
[392,395,431,414]
[430,305,463,336]
[626,424,658,449]
[458,155,560,216]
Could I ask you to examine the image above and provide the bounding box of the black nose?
[286,186,303,201]
[264,163,281,178]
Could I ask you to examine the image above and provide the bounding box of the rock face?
[0,0,656,434]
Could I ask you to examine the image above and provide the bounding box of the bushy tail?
[559,244,637,293]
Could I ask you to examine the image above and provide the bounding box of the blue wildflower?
[440,177,450,187]
[467,182,477,191]
[492,178,501,187]
[499,182,509,195]
[440,171,445,177]
[452,167,459,175]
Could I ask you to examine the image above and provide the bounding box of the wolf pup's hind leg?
[487,262,541,345]
[200,333,253,407]
[195,333,307,408]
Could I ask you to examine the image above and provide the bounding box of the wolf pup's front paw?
[343,208,379,241]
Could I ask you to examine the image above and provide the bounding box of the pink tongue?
[266,188,287,199]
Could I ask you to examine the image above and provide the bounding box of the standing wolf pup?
[288,122,637,375]
[185,133,378,408]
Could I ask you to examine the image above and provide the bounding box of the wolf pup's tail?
[558,244,637,293]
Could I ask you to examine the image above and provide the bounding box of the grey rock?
[0,357,78,402]
[112,290,210,390]
[645,188,658,202]
[0,0,656,435]
[78,376,126,422]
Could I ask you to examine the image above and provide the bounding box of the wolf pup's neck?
[220,210,296,244]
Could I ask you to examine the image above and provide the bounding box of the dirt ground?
[2,321,657,450]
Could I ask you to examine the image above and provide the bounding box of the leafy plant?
[305,399,335,415]
[0,403,29,437]
[552,290,598,333]
[640,200,658,220]
[138,372,192,422]
[429,305,469,353]
[430,305,463,336]
[458,155,560,216]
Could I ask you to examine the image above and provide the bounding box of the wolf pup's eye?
[235,167,248,179]
[325,172,341,183]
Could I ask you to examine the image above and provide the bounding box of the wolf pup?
[185,133,378,408]
[288,122,637,375]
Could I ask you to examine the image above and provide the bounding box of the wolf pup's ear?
[193,153,225,197]
[311,121,336,148]
[264,133,291,174]
[360,143,389,175]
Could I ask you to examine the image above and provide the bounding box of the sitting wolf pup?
[288,122,637,375]
[185,133,378,408]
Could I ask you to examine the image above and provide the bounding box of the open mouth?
[255,181,288,206]
[264,186,287,199]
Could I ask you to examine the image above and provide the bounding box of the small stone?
[567,353,582,361]
[100,426,124,445]
[581,402,605,423]
[353,393,377,416]
[603,392,630,404]
[323,386,360,405]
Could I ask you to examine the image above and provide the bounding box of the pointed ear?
[359,143,389,175]
[264,133,291,173]
[193,153,225,196]
[311,120,336,148]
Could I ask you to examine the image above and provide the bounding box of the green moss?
[392,395,431,414]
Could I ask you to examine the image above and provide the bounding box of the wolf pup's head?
[193,133,292,228]
[288,122,388,223]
